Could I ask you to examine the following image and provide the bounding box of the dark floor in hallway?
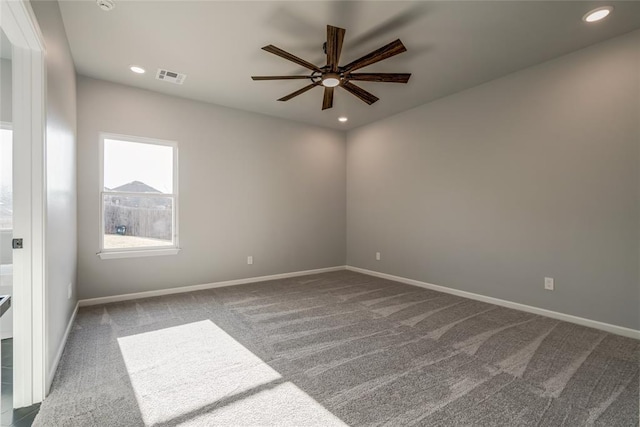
[1,339,40,427]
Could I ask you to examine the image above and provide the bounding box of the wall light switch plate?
[544,277,554,291]
[247,256,253,265]
[376,252,381,261]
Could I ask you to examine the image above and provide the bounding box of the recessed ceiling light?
[338,117,348,122]
[130,66,145,74]
[582,6,613,23]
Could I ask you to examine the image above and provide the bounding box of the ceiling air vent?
[156,69,186,85]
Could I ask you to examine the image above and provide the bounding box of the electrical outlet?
[67,283,72,299]
[247,256,253,265]
[544,277,554,291]
[376,252,381,261]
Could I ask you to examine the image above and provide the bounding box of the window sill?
[98,248,180,260]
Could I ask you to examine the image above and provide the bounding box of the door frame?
[1,0,47,407]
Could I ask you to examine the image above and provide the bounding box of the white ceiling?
[58,1,640,130]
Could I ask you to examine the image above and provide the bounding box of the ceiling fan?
[252,25,411,110]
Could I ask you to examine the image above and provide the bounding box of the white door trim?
[1,0,47,407]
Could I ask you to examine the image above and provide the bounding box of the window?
[0,125,12,231]
[99,133,178,259]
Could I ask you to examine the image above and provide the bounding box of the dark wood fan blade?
[322,87,334,110]
[252,76,313,80]
[326,25,346,72]
[341,81,379,105]
[341,39,407,73]
[262,45,322,73]
[277,83,318,102]
[345,73,411,83]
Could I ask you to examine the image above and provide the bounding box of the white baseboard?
[47,301,79,394]
[75,264,638,339]
[346,266,640,340]
[78,265,347,307]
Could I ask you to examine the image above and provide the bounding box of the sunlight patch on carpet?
[117,320,345,426]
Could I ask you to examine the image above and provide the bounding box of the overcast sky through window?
[104,139,173,193]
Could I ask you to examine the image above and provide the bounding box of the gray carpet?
[34,271,639,426]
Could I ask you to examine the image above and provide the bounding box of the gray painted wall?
[31,0,78,383]
[347,31,640,330]
[77,77,346,300]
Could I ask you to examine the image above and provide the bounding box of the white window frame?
[97,132,179,260]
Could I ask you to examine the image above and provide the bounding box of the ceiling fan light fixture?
[582,6,613,22]
[322,73,341,87]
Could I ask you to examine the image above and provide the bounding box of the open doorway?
[1,32,13,343]
[0,28,18,418]
[1,26,35,424]
[1,123,12,341]
[0,0,47,417]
